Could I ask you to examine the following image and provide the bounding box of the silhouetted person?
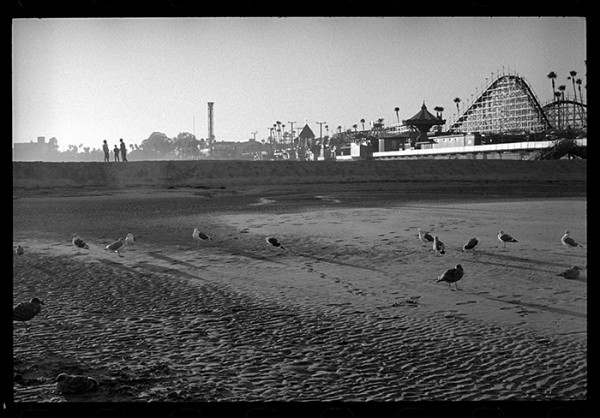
[113,145,120,162]
[119,138,128,162]
[102,140,110,162]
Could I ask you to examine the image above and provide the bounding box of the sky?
[12,17,586,151]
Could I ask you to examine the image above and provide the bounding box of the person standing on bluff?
[120,138,128,162]
[102,140,110,162]
[113,145,120,162]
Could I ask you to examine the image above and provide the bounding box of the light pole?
[287,121,296,147]
[316,121,326,161]
[251,131,258,159]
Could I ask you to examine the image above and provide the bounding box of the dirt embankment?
[12,159,586,192]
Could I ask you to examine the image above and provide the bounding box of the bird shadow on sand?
[561,275,587,283]
[466,250,569,269]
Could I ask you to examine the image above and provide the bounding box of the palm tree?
[360,118,365,131]
[552,91,562,129]
[568,70,578,103]
[352,124,358,132]
[576,78,584,103]
[434,106,444,132]
[337,125,342,134]
[547,71,557,101]
[394,107,400,123]
[453,97,461,115]
[554,90,566,129]
[558,85,566,101]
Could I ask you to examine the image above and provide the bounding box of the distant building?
[420,133,482,149]
[13,136,49,161]
[297,124,316,149]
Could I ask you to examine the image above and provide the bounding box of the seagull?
[417,228,434,243]
[462,237,479,252]
[561,230,584,249]
[55,373,99,394]
[15,245,24,255]
[125,233,136,246]
[436,264,464,291]
[266,237,286,251]
[433,235,445,255]
[497,231,518,248]
[105,238,125,257]
[72,234,89,252]
[193,228,213,246]
[14,297,44,330]
[557,266,582,280]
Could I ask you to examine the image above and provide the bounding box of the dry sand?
[11,160,586,404]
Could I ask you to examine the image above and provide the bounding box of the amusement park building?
[347,70,587,160]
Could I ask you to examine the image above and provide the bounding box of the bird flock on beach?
[13,222,585,394]
[13,226,288,394]
[417,227,584,290]
[14,227,585,292]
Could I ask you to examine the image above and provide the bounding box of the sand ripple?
[13,249,586,402]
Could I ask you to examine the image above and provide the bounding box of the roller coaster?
[448,70,586,135]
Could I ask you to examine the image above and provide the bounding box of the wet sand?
[12,160,586,403]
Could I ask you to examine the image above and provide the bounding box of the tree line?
[32,132,210,162]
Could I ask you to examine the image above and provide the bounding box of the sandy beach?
[12,160,586,407]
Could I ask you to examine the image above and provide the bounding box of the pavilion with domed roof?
[377,102,446,152]
[402,102,446,148]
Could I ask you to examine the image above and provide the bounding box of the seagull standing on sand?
[125,233,136,246]
[13,297,44,330]
[105,238,125,257]
[55,373,99,394]
[433,236,445,255]
[497,231,518,248]
[557,266,582,280]
[561,230,584,249]
[462,237,479,252]
[15,245,24,255]
[266,237,286,251]
[193,228,213,246]
[418,228,434,243]
[72,234,89,252]
[436,264,464,291]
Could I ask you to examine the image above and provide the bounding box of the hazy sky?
[12,17,586,150]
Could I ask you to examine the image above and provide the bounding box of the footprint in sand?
[250,197,275,206]
[314,195,341,204]
[517,307,537,317]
